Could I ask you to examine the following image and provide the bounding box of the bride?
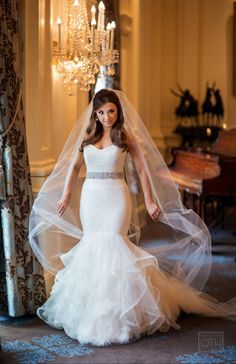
[29,89,236,346]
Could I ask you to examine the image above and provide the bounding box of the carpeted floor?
[1,219,236,364]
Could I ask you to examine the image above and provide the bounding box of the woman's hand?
[146,201,161,221]
[57,197,70,217]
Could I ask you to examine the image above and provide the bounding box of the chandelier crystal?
[52,0,119,91]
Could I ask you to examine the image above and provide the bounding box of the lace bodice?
[84,144,127,173]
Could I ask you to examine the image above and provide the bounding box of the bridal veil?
[29,89,212,292]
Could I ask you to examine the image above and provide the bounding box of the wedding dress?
[37,143,236,346]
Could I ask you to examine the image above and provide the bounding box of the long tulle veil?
[29,89,212,292]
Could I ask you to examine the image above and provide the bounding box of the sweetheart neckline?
[89,144,117,151]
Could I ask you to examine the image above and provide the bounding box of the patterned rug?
[2,333,94,363]
[1,310,236,363]
[1,221,236,363]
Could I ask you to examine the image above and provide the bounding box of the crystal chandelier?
[52,0,119,91]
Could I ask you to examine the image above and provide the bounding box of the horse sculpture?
[202,82,224,125]
[171,84,199,126]
[212,88,224,124]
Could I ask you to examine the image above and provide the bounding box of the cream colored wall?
[176,0,236,129]
[200,0,236,129]
[24,0,88,195]
[120,0,236,157]
[24,0,55,193]
[23,0,236,292]
[24,0,236,188]
[120,0,167,156]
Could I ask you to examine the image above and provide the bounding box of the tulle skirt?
[37,179,236,346]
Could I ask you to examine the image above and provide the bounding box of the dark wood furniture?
[169,129,236,225]
[174,125,222,148]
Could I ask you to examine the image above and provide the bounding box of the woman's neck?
[102,127,112,136]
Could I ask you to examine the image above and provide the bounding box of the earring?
[95,116,99,121]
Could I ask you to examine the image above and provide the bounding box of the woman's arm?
[127,134,161,221]
[57,150,84,216]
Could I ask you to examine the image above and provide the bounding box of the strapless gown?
[37,144,236,346]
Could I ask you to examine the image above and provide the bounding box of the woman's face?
[96,102,118,130]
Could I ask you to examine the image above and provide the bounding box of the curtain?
[0,0,46,316]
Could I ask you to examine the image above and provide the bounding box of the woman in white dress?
[30,89,236,346]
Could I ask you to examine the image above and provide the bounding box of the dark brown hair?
[80,89,127,151]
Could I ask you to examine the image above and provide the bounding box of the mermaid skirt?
[37,178,236,346]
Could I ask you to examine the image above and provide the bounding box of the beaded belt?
[86,171,124,179]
